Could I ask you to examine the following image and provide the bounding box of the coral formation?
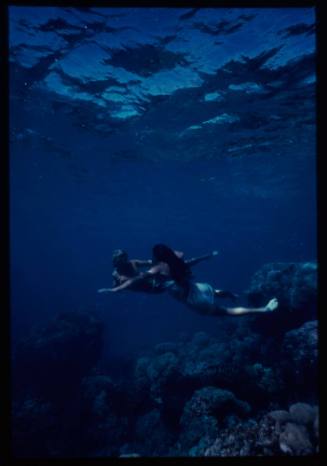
[246,262,317,333]
[281,320,318,396]
[11,261,318,457]
[13,311,104,400]
[178,387,251,454]
[205,402,319,456]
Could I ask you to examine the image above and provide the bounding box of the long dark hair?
[152,244,192,285]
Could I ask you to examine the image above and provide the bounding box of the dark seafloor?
[9,6,318,457]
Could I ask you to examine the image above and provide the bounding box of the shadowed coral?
[80,374,129,455]
[205,416,279,456]
[135,352,179,389]
[179,414,219,454]
[12,398,59,457]
[204,401,318,456]
[289,402,317,425]
[244,363,285,397]
[191,331,211,348]
[279,422,313,455]
[281,320,318,396]
[11,254,319,457]
[178,386,251,454]
[133,409,175,455]
[246,262,317,333]
[13,311,104,401]
[181,386,251,420]
[82,375,117,416]
[268,410,292,424]
[134,329,280,413]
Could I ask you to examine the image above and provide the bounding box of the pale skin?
[112,259,153,287]
[211,297,278,316]
[98,250,278,316]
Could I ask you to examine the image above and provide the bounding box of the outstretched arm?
[185,251,218,267]
[132,259,152,267]
[98,274,146,293]
[111,274,146,292]
[98,266,161,294]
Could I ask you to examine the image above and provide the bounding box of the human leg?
[222,298,278,316]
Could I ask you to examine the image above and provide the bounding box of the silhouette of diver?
[98,244,278,317]
[99,247,237,299]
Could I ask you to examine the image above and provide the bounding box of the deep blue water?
[10,6,316,360]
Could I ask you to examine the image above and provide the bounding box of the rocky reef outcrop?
[281,320,318,397]
[204,402,319,456]
[178,386,251,455]
[11,261,318,457]
[133,329,288,413]
[246,262,317,333]
[12,311,105,456]
[79,374,130,456]
[12,398,59,457]
[13,311,104,401]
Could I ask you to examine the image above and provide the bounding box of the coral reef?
[281,320,318,396]
[178,387,251,455]
[12,398,59,457]
[13,311,104,401]
[181,386,251,420]
[133,330,286,411]
[246,262,317,333]
[205,402,319,456]
[80,374,130,456]
[133,409,175,455]
[12,311,105,456]
[11,261,318,457]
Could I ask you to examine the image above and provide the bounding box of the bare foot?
[265,298,278,312]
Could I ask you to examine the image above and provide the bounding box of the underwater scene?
[10,6,318,458]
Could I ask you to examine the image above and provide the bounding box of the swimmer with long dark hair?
[99,247,235,298]
[99,244,278,316]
